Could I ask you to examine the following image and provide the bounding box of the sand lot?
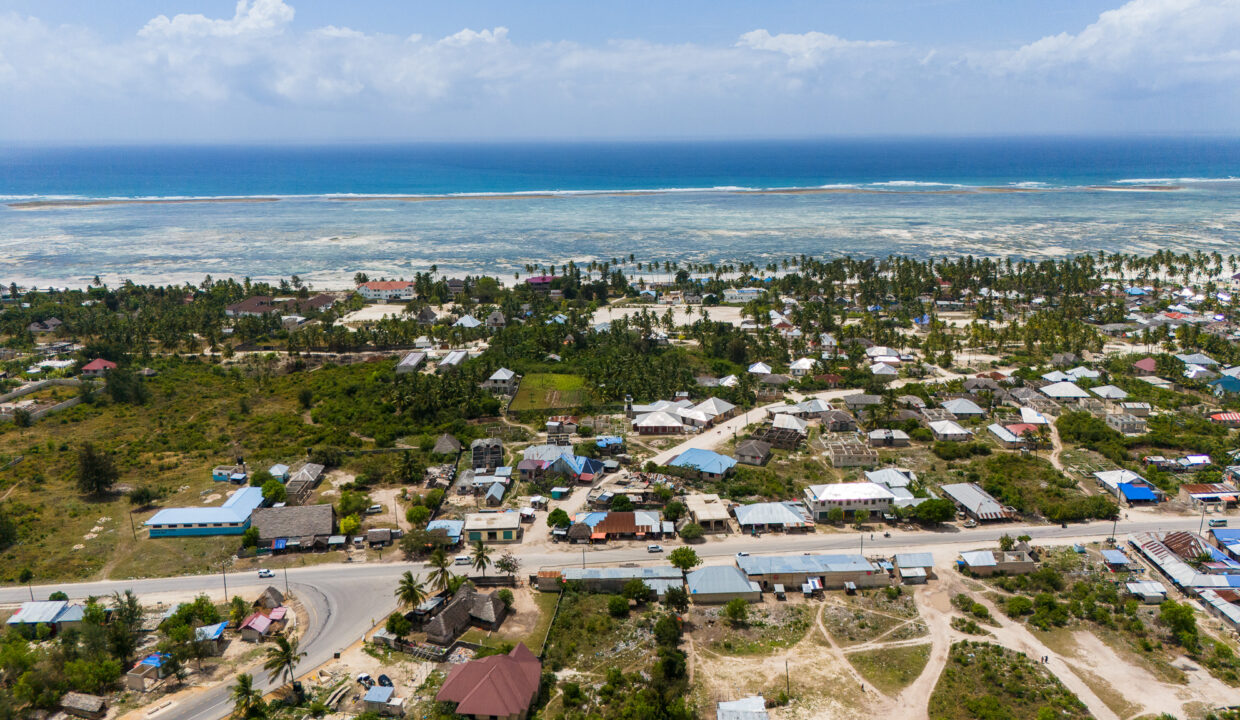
[590,303,744,328]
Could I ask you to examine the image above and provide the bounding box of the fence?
[0,377,82,404]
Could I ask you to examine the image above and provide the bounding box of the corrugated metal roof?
[6,601,69,625]
[736,554,875,576]
[145,486,264,527]
[960,550,997,567]
[941,483,1012,520]
[687,565,756,595]
[894,553,934,568]
[733,502,811,528]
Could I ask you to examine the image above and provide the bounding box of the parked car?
[365,504,383,515]
[735,552,750,557]
[454,555,471,566]
[258,569,274,578]
[647,544,663,553]
[377,674,393,687]
[356,673,373,688]
[1209,518,1229,528]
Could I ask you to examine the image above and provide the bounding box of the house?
[454,314,482,329]
[225,296,279,317]
[212,463,248,483]
[723,287,763,304]
[1093,469,1162,504]
[821,410,858,431]
[692,397,738,423]
[803,482,894,520]
[718,696,769,720]
[1211,376,1240,396]
[427,519,465,546]
[268,463,290,482]
[1179,483,1239,508]
[368,528,394,546]
[426,585,509,646]
[554,566,682,595]
[545,415,578,435]
[438,350,469,372]
[357,280,415,301]
[844,394,882,412]
[363,685,405,717]
[1121,402,1152,417]
[396,351,426,374]
[145,486,265,537]
[893,553,936,583]
[958,550,1036,577]
[1177,352,1218,367]
[1106,413,1147,434]
[255,586,285,609]
[633,411,684,435]
[941,483,1015,521]
[573,511,664,541]
[686,565,762,604]
[668,448,737,481]
[27,317,63,334]
[472,438,504,472]
[869,363,898,381]
[433,434,463,456]
[60,692,107,720]
[464,513,523,543]
[435,643,541,720]
[929,420,973,442]
[194,621,229,656]
[733,502,813,532]
[251,504,335,547]
[941,398,985,418]
[685,493,731,532]
[1132,357,1157,376]
[416,307,439,325]
[240,612,277,642]
[789,358,816,377]
[1126,581,1169,604]
[865,428,909,448]
[5,601,85,633]
[1091,385,1129,401]
[482,368,518,394]
[735,439,772,466]
[1051,352,1078,367]
[736,553,886,591]
[1040,381,1090,401]
[988,423,1025,449]
[485,310,507,330]
[285,462,325,504]
[80,358,117,378]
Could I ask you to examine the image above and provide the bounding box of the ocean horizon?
[3,137,1239,289]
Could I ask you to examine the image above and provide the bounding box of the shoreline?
[5,183,1185,209]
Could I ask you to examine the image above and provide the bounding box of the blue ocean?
[2,138,1239,287]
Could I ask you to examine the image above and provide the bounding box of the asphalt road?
[0,513,1207,720]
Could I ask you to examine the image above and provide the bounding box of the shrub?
[608,595,630,618]
[1005,596,1034,617]
[497,589,514,608]
[678,522,704,540]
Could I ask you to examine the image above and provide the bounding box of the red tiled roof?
[1005,423,1040,436]
[82,359,117,371]
[436,643,540,717]
[359,281,414,290]
[1132,358,1157,372]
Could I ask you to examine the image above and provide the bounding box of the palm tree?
[428,548,454,592]
[230,673,264,719]
[470,540,492,577]
[394,571,427,609]
[262,635,306,689]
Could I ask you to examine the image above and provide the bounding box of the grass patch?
[847,643,931,695]
[698,605,811,656]
[951,617,990,636]
[542,591,654,676]
[821,588,925,647]
[509,373,591,411]
[929,641,1090,720]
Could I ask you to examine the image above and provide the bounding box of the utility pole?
[284,564,290,597]
[1199,502,1208,535]
[128,510,137,541]
[222,562,229,604]
[785,658,790,697]
[859,531,864,557]
[582,547,586,569]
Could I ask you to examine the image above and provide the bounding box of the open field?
[928,641,1090,720]
[847,643,932,695]
[510,372,592,411]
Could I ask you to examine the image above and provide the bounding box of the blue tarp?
[273,538,287,550]
[1118,482,1158,502]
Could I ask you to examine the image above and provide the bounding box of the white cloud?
[738,29,896,70]
[0,0,1237,139]
[139,0,295,39]
[1000,0,1240,88]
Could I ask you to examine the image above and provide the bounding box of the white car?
[647,544,663,553]
[257,569,274,578]
[454,555,471,566]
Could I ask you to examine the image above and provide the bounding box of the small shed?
[61,692,106,720]
[254,586,285,610]
[367,528,393,547]
[551,486,571,500]
[363,685,404,716]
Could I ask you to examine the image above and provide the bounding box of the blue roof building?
[1211,376,1240,395]
[145,486,265,537]
[669,448,737,479]
[427,519,464,545]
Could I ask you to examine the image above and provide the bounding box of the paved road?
[0,513,1204,720]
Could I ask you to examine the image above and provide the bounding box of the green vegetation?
[509,373,592,411]
[848,643,932,695]
[706,605,810,656]
[929,641,1089,720]
[943,453,1118,522]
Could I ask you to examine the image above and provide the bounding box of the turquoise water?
[1,139,1238,287]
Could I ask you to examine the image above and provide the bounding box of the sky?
[0,0,1238,142]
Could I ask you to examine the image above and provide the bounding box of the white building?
[803,482,894,521]
[357,281,415,301]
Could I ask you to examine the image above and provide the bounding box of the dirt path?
[967,591,1121,720]
[889,579,963,720]
[1047,421,1067,472]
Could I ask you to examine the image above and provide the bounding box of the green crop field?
[510,373,591,411]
